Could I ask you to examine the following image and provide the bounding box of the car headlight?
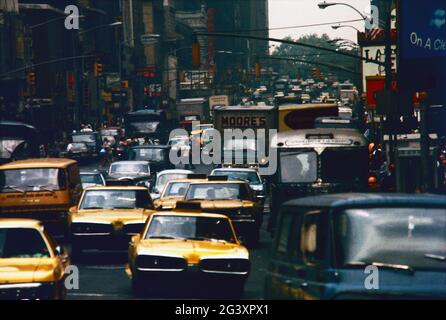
[199,258,250,274]
[251,184,264,192]
[259,157,269,165]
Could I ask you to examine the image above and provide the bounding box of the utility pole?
[419,95,431,193]
[384,0,395,163]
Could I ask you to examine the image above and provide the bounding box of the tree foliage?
[271,33,361,84]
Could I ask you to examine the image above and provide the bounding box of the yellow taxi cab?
[0,219,70,300]
[0,158,82,236]
[153,174,208,210]
[126,202,250,298]
[182,176,262,246]
[69,186,156,259]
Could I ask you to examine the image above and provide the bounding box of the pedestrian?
[100,138,112,168]
[187,138,195,170]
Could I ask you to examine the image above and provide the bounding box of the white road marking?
[84,265,125,270]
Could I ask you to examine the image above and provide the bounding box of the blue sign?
[400,0,446,59]
[399,0,446,107]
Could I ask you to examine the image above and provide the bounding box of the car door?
[265,207,305,299]
[289,209,329,300]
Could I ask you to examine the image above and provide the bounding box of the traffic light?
[192,37,201,69]
[27,71,36,86]
[255,62,261,78]
[94,63,103,78]
[121,80,129,89]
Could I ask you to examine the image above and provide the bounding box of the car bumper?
[133,267,248,291]
[0,282,59,300]
[71,229,143,249]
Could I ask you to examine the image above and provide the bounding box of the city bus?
[268,128,369,234]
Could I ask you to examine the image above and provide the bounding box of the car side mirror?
[55,245,68,257]
[130,234,141,245]
[69,206,77,214]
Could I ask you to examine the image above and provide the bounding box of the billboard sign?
[400,1,446,59]
[399,0,446,106]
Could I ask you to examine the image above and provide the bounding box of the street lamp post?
[318,2,367,20]
[331,24,361,33]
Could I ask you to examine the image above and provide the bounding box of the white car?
[168,135,190,157]
[150,169,194,200]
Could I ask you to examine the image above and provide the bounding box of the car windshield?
[110,163,149,174]
[169,138,188,146]
[334,208,446,271]
[129,148,165,161]
[0,139,24,158]
[185,183,249,200]
[0,228,50,258]
[79,189,152,210]
[279,151,318,183]
[73,134,96,143]
[145,215,236,243]
[156,173,189,191]
[80,174,104,186]
[212,171,261,184]
[0,168,65,192]
[162,181,190,197]
[128,122,159,133]
[71,143,88,149]
[321,149,368,184]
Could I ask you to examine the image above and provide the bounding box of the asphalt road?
[67,161,273,300]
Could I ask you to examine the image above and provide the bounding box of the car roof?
[83,186,148,191]
[131,145,170,150]
[151,211,229,219]
[0,158,77,169]
[80,171,103,175]
[282,193,446,210]
[110,161,149,165]
[157,169,194,176]
[271,128,367,148]
[0,219,42,229]
[189,180,247,185]
[165,178,208,184]
[212,168,259,173]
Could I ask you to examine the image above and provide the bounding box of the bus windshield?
[0,168,66,192]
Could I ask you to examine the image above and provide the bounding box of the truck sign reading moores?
[221,116,267,128]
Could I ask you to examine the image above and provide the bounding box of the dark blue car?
[264,193,446,299]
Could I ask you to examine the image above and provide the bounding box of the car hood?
[137,239,248,264]
[0,258,61,284]
[72,209,154,224]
